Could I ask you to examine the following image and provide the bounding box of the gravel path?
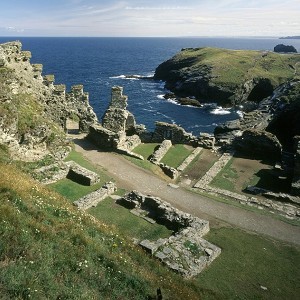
[73,137,300,246]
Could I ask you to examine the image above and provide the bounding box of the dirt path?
[73,137,300,246]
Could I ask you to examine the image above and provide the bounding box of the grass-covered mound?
[154,47,300,105]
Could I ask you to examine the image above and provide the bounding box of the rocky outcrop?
[0,41,98,160]
[154,47,299,106]
[292,137,300,196]
[274,44,297,53]
[233,129,282,160]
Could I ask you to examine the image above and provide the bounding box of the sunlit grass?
[160,144,193,168]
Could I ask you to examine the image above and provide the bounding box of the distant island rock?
[274,44,297,53]
[279,36,300,39]
[154,47,300,107]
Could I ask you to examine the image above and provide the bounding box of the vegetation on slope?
[0,154,202,299]
[1,145,300,299]
[154,47,300,105]
[0,66,65,150]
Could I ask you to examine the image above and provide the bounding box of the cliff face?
[154,47,300,106]
[0,41,98,160]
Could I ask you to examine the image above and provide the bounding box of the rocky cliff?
[154,47,300,107]
[0,41,98,160]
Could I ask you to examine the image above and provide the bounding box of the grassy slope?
[1,147,300,299]
[0,153,202,299]
[173,47,300,87]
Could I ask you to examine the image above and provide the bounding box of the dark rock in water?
[163,92,202,107]
[274,44,297,53]
[233,129,282,160]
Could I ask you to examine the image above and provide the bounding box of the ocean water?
[1,37,300,135]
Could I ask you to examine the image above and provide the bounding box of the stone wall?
[66,161,100,186]
[149,139,172,164]
[87,124,120,149]
[74,182,117,210]
[0,41,98,159]
[88,86,142,152]
[151,122,194,144]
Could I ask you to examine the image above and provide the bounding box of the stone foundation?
[66,161,100,186]
[118,191,221,277]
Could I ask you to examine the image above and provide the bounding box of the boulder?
[233,129,282,160]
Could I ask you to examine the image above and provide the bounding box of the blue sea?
[1,37,300,135]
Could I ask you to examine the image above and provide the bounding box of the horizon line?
[0,35,284,39]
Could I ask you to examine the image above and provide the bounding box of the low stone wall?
[118,191,221,277]
[74,182,117,210]
[194,152,233,188]
[149,139,172,164]
[66,161,100,186]
[177,147,202,172]
[152,122,194,144]
[195,185,300,220]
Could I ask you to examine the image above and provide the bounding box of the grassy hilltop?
[154,47,300,105]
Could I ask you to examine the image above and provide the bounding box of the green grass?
[49,150,112,201]
[160,144,193,168]
[210,158,238,191]
[89,197,173,241]
[176,47,300,88]
[1,156,300,299]
[49,178,104,202]
[132,143,159,160]
[198,227,300,300]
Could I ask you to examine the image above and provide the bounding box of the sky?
[0,0,299,37]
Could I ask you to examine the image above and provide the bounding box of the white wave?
[157,94,165,99]
[142,108,155,112]
[109,73,154,80]
[236,110,244,118]
[109,75,126,79]
[210,107,231,115]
